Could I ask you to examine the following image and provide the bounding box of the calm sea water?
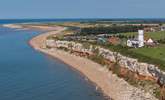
[0,21,107,100]
[0,19,98,24]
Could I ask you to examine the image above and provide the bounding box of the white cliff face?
[51,40,93,54]
[46,40,165,85]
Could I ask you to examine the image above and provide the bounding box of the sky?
[0,0,164,19]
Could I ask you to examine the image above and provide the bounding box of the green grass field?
[128,44,165,70]
[130,46,165,62]
[111,30,165,70]
[106,44,165,70]
[120,31,165,40]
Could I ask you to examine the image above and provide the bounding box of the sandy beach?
[27,25,158,100]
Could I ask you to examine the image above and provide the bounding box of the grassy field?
[120,31,165,40]
[130,45,165,62]
[129,45,165,70]
[106,44,165,70]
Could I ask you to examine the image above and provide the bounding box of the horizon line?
[0,18,165,20]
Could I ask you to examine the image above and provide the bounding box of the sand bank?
[2,24,24,29]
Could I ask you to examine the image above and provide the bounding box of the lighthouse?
[138,30,144,47]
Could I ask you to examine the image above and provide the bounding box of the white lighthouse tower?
[138,30,144,47]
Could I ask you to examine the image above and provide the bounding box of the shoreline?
[28,25,157,100]
[2,23,156,100]
[31,43,111,100]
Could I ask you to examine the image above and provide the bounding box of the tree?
[79,25,144,35]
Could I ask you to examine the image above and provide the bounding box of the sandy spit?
[2,24,24,29]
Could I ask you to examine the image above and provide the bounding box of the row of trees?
[107,34,136,39]
[79,25,144,35]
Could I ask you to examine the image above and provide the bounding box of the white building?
[127,30,144,48]
[127,39,139,48]
[161,26,165,31]
[146,38,154,44]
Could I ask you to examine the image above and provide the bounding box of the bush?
[89,54,107,66]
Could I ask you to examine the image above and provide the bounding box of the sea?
[0,19,108,100]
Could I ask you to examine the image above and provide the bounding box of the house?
[97,34,111,38]
[144,27,152,32]
[145,38,156,46]
[161,26,165,31]
[127,39,139,48]
[146,38,154,44]
[144,27,160,32]
[108,36,120,45]
[97,38,107,43]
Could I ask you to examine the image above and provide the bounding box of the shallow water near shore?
[0,27,107,100]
